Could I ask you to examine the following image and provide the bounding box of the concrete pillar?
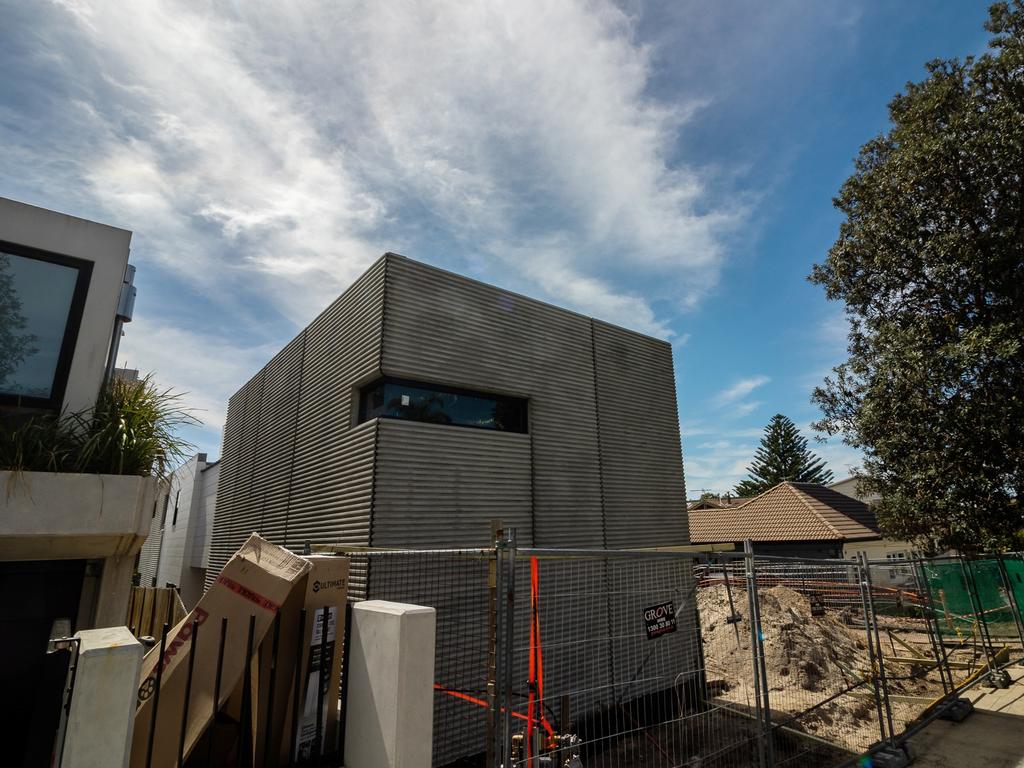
[92,554,135,629]
[62,627,143,768]
[344,601,436,768]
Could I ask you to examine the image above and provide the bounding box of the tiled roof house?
[688,481,882,558]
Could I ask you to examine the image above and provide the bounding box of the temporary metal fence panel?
[500,547,764,768]
[343,546,1024,768]
[1004,555,1024,614]
[349,548,497,767]
[915,556,1024,688]
[744,555,875,764]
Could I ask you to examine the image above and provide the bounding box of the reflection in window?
[0,250,81,400]
[359,378,527,434]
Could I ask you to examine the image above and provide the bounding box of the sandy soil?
[697,583,952,752]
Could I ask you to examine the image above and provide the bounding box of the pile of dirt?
[699,584,869,693]
[698,583,884,750]
[693,581,963,756]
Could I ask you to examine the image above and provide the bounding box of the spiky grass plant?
[0,413,80,473]
[73,374,198,478]
[0,374,198,479]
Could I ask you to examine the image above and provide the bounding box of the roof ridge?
[784,482,843,538]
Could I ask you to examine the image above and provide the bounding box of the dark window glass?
[171,490,180,526]
[359,377,527,434]
[0,243,92,408]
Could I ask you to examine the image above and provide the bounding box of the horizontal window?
[359,377,527,434]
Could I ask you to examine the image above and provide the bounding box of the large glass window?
[359,377,527,434]
[0,243,92,407]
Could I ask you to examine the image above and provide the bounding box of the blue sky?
[0,1,995,494]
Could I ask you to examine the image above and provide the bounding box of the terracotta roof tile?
[688,481,880,544]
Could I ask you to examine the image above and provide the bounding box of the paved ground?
[910,667,1024,767]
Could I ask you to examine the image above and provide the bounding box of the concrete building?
[137,453,219,607]
[0,196,149,622]
[210,253,693,764]
[210,252,688,565]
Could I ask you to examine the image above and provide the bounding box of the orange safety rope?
[527,557,556,762]
[433,684,533,723]
[527,558,537,761]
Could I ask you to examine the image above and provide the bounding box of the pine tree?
[734,414,833,497]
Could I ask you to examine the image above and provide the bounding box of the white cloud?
[15,0,742,328]
[115,317,281,438]
[819,310,852,347]
[4,0,755,451]
[730,400,762,418]
[712,375,771,407]
[684,424,860,496]
[684,437,756,496]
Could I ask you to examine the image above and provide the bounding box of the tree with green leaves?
[810,2,1024,553]
[734,414,833,497]
[0,253,36,388]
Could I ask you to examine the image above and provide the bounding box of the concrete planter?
[0,470,160,628]
[0,470,158,561]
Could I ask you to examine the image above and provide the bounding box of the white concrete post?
[344,601,436,768]
[62,627,143,768]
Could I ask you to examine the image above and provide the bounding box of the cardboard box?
[281,555,350,763]
[228,554,351,767]
[130,534,310,768]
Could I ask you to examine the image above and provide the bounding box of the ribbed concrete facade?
[211,253,688,576]
[209,259,385,585]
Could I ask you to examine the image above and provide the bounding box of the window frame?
[358,376,528,434]
[0,239,94,411]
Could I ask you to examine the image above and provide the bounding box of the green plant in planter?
[75,374,198,478]
[0,374,198,479]
[0,412,81,474]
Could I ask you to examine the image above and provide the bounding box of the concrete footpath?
[910,667,1024,767]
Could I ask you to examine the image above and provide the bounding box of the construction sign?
[643,601,677,639]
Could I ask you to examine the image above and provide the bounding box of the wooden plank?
[847,691,936,704]
[887,629,927,659]
[884,655,979,670]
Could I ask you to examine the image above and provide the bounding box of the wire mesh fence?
[343,548,498,768]
[116,537,1024,768]
[491,543,1024,768]
[502,549,710,768]
[495,548,854,768]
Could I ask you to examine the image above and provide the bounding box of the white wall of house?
[844,539,917,587]
[155,456,200,593]
[830,476,881,505]
[136,496,164,588]
[190,461,219,571]
[139,454,218,607]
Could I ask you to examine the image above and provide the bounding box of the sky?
[0,0,996,494]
